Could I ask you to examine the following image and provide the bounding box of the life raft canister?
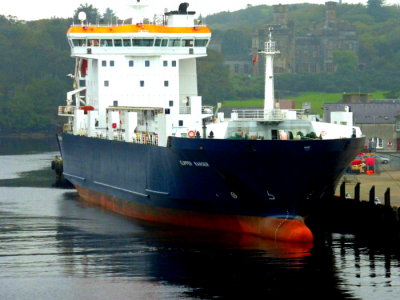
[188,130,196,138]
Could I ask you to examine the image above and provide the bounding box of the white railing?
[179,106,191,114]
[202,106,213,114]
[231,109,307,121]
[58,106,76,116]
[265,41,276,53]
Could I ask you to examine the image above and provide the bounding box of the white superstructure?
[59,2,362,145]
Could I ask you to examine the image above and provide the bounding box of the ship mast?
[260,28,280,115]
[128,0,151,23]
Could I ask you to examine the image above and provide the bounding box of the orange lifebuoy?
[188,130,196,138]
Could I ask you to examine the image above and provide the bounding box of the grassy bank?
[222,91,388,115]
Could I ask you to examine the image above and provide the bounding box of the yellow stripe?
[68,24,211,34]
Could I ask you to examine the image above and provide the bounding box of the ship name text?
[179,160,210,167]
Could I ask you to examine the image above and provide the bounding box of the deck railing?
[58,106,76,116]
[231,109,307,121]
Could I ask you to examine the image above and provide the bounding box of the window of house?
[129,60,134,67]
[145,60,150,67]
[163,61,168,67]
[179,120,183,126]
[102,60,107,67]
[110,60,115,67]
[169,100,174,107]
[104,80,109,87]
[172,60,177,67]
[396,120,400,131]
[369,137,383,149]
[140,80,144,87]
[164,81,169,87]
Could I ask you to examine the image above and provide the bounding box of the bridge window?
[133,39,154,46]
[170,39,181,47]
[155,39,169,47]
[123,39,132,47]
[101,39,113,47]
[195,39,209,47]
[183,39,194,47]
[114,39,122,47]
[88,39,99,47]
[72,39,86,47]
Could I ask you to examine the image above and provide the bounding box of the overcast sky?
[2,0,399,21]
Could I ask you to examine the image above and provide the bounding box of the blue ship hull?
[57,133,364,241]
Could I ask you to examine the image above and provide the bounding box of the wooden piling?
[384,188,391,207]
[354,183,360,202]
[340,181,346,199]
[369,185,376,204]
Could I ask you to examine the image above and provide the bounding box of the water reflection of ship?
[56,195,358,299]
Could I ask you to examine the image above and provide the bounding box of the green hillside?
[1,2,400,133]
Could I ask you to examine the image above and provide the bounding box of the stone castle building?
[226,1,359,75]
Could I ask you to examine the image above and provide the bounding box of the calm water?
[0,138,400,299]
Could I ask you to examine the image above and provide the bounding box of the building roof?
[324,102,400,124]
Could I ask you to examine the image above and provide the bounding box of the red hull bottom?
[75,185,314,243]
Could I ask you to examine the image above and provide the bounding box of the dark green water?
[0,138,399,300]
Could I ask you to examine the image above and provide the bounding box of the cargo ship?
[57,1,365,243]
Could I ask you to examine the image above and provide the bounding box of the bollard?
[340,181,346,200]
[384,188,391,207]
[369,185,376,204]
[354,183,360,202]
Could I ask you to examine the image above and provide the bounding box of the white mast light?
[78,11,87,26]
[260,27,280,116]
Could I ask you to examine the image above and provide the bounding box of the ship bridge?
[67,1,211,58]
[68,24,210,57]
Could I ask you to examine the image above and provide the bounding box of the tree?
[73,3,101,24]
[333,51,358,74]
[197,50,233,105]
[103,8,117,24]
[367,0,386,20]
